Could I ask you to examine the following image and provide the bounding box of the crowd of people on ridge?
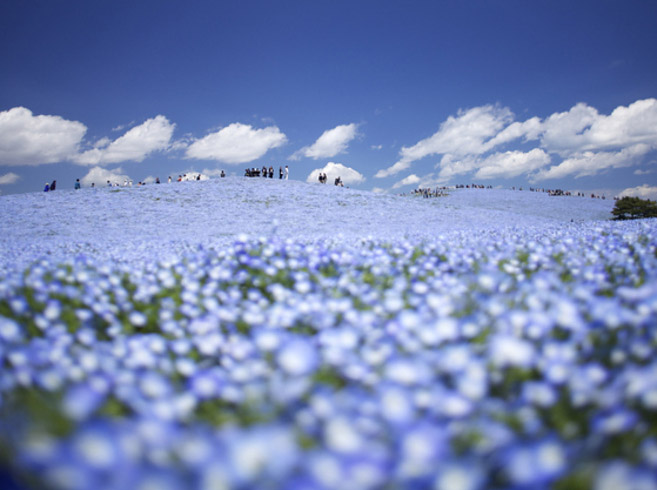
[402,183,612,200]
[412,187,450,198]
[245,166,289,179]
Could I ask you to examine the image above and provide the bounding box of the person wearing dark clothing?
[50,180,56,191]
[279,166,283,179]
[262,166,267,177]
[74,179,81,190]
[268,166,274,178]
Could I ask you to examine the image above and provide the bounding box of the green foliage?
[612,196,657,220]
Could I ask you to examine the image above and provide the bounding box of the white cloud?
[619,184,657,200]
[533,144,650,181]
[538,103,601,156]
[292,123,359,160]
[0,172,20,185]
[472,149,551,180]
[542,99,657,156]
[0,107,87,166]
[185,123,286,164]
[80,166,131,187]
[377,98,657,182]
[93,137,111,149]
[392,174,421,189]
[75,115,175,166]
[371,144,383,151]
[112,121,134,132]
[306,162,365,185]
[376,106,513,178]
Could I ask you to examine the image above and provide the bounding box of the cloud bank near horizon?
[380,98,657,187]
[2,100,656,195]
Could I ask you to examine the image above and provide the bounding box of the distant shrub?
[612,196,657,220]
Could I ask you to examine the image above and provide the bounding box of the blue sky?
[1,0,656,198]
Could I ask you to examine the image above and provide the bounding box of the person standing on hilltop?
[74,179,81,190]
[50,180,56,191]
[279,166,283,179]
[285,165,289,180]
[43,182,50,192]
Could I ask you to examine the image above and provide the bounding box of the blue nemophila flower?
[592,409,639,435]
[0,316,23,342]
[397,424,448,479]
[522,381,558,408]
[378,385,415,424]
[323,416,365,454]
[641,438,657,468]
[433,461,484,490]
[594,461,657,490]
[276,338,318,377]
[384,358,431,386]
[62,384,106,421]
[189,369,221,399]
[489,334,535,368]
[503,439,567,486]
[225,425,299,484]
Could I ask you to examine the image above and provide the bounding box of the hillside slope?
[0,178,614,269]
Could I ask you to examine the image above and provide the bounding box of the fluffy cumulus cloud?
[306,162,365,185]
[378,98,657,186]
[473,149,551,180]
[619,184,657,200]
[75,115,175,166]
[375,106,513,178]
[533,144,650,181]
[185,123,287,164]
[0,107,87,166]
[292,123,359,160]
[0,172,20,185]
[392,174,421,189]
[540,99,657,155]
[80,166,131,187]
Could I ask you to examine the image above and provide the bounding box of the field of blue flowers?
[1,179,656,489]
